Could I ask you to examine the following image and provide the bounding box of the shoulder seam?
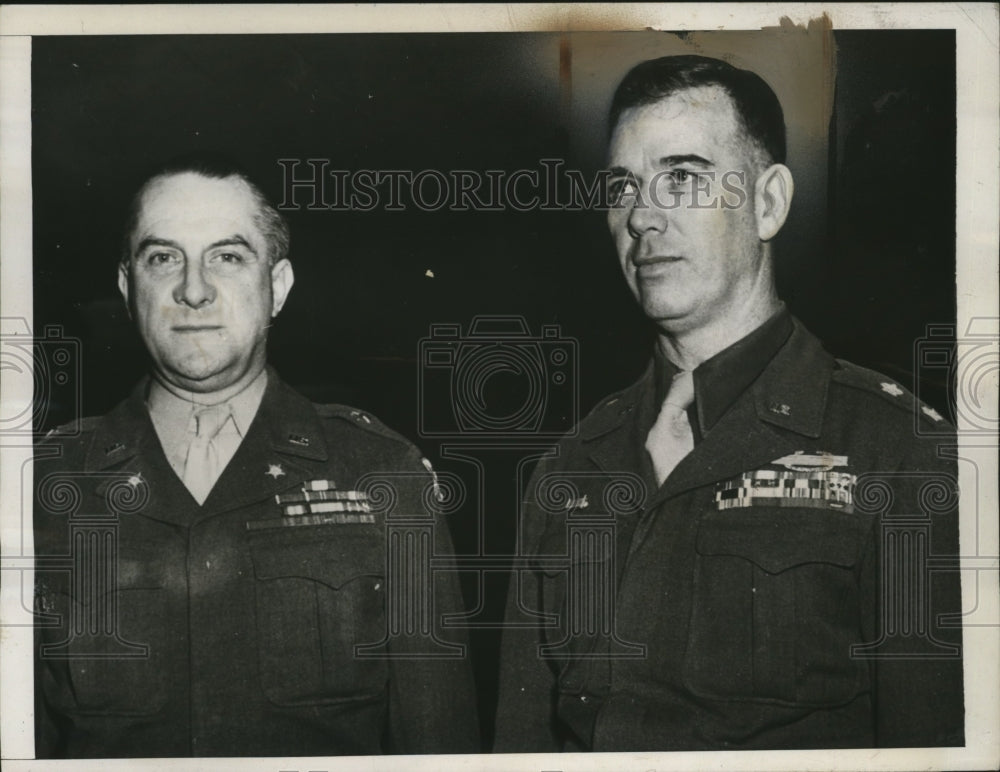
[586,383,634,418]
[313,403,413,445]
[42,415,101,439]
[831,359,951,426]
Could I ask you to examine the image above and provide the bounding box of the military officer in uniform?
[494,55,963,751]
[33,157,479,757]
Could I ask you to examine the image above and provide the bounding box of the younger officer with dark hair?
[34,156,479,757]
[495,55,963,751]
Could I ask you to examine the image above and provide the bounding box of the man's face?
[607,86,768,336]
[119,172,293,395]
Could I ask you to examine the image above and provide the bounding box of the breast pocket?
[684,508,873,707]
[250,533,388,706]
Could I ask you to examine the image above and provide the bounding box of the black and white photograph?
[1,4,997,771]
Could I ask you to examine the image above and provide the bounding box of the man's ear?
[117,262,132,319]
[754,163,794,242]
[270,258,295,317]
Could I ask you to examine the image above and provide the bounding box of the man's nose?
[173,260,217,308]
[626,185,669,239]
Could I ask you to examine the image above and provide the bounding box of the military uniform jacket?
[495,318,963,751]
[34,370,479,757]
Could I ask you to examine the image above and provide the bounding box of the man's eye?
[146,252,178,265]
[668,169,694,185]
[212,252,245,264]
[608,178,639,203]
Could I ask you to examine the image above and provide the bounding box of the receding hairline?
[135,169,259,209]
[124,170,282,265]
[610,85,772,171]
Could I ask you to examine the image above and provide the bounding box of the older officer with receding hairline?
[34,155,479,758]
[495,55,963,752]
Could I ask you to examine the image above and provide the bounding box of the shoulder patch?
[831,359,953,427]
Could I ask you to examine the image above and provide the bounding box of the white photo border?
[1,4,997,771]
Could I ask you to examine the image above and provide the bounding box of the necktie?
[645,369,696,486]
[182,403,231,504]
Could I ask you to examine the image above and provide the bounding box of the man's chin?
[641,301,692,329]
[157,358,240,395]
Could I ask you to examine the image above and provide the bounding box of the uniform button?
[580,694,589,703]
[205,561,211,569]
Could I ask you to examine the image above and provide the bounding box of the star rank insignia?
[880,382,904,397]
[266,464,285,479]
[127,474,143,487]
[922,405,944,422]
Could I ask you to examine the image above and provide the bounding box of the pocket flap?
[696,508,869,573]
[251,538,384,589]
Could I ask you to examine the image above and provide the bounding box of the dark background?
[32,30,956,747]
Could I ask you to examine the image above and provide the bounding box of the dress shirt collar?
[146,368,269,440]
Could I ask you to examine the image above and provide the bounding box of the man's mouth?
[638,255,682,262]
[635,255,683,277]
[172,325,224,332]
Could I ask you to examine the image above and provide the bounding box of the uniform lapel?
[584,363,659,494]
[87,379,197,527]
[86,372,332,527]
[196,371,329,521]
[578,365,660,572]
[649,320,835,507]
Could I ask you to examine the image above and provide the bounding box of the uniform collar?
[86,365,329,471]
[256,367,329,462]
[582,314,831,445]
[749,316,832,439]
[146,367,268,439]
[688,306,794,435]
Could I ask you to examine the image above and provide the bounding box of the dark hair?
[120,152,290,266]
[609,55,786,166]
